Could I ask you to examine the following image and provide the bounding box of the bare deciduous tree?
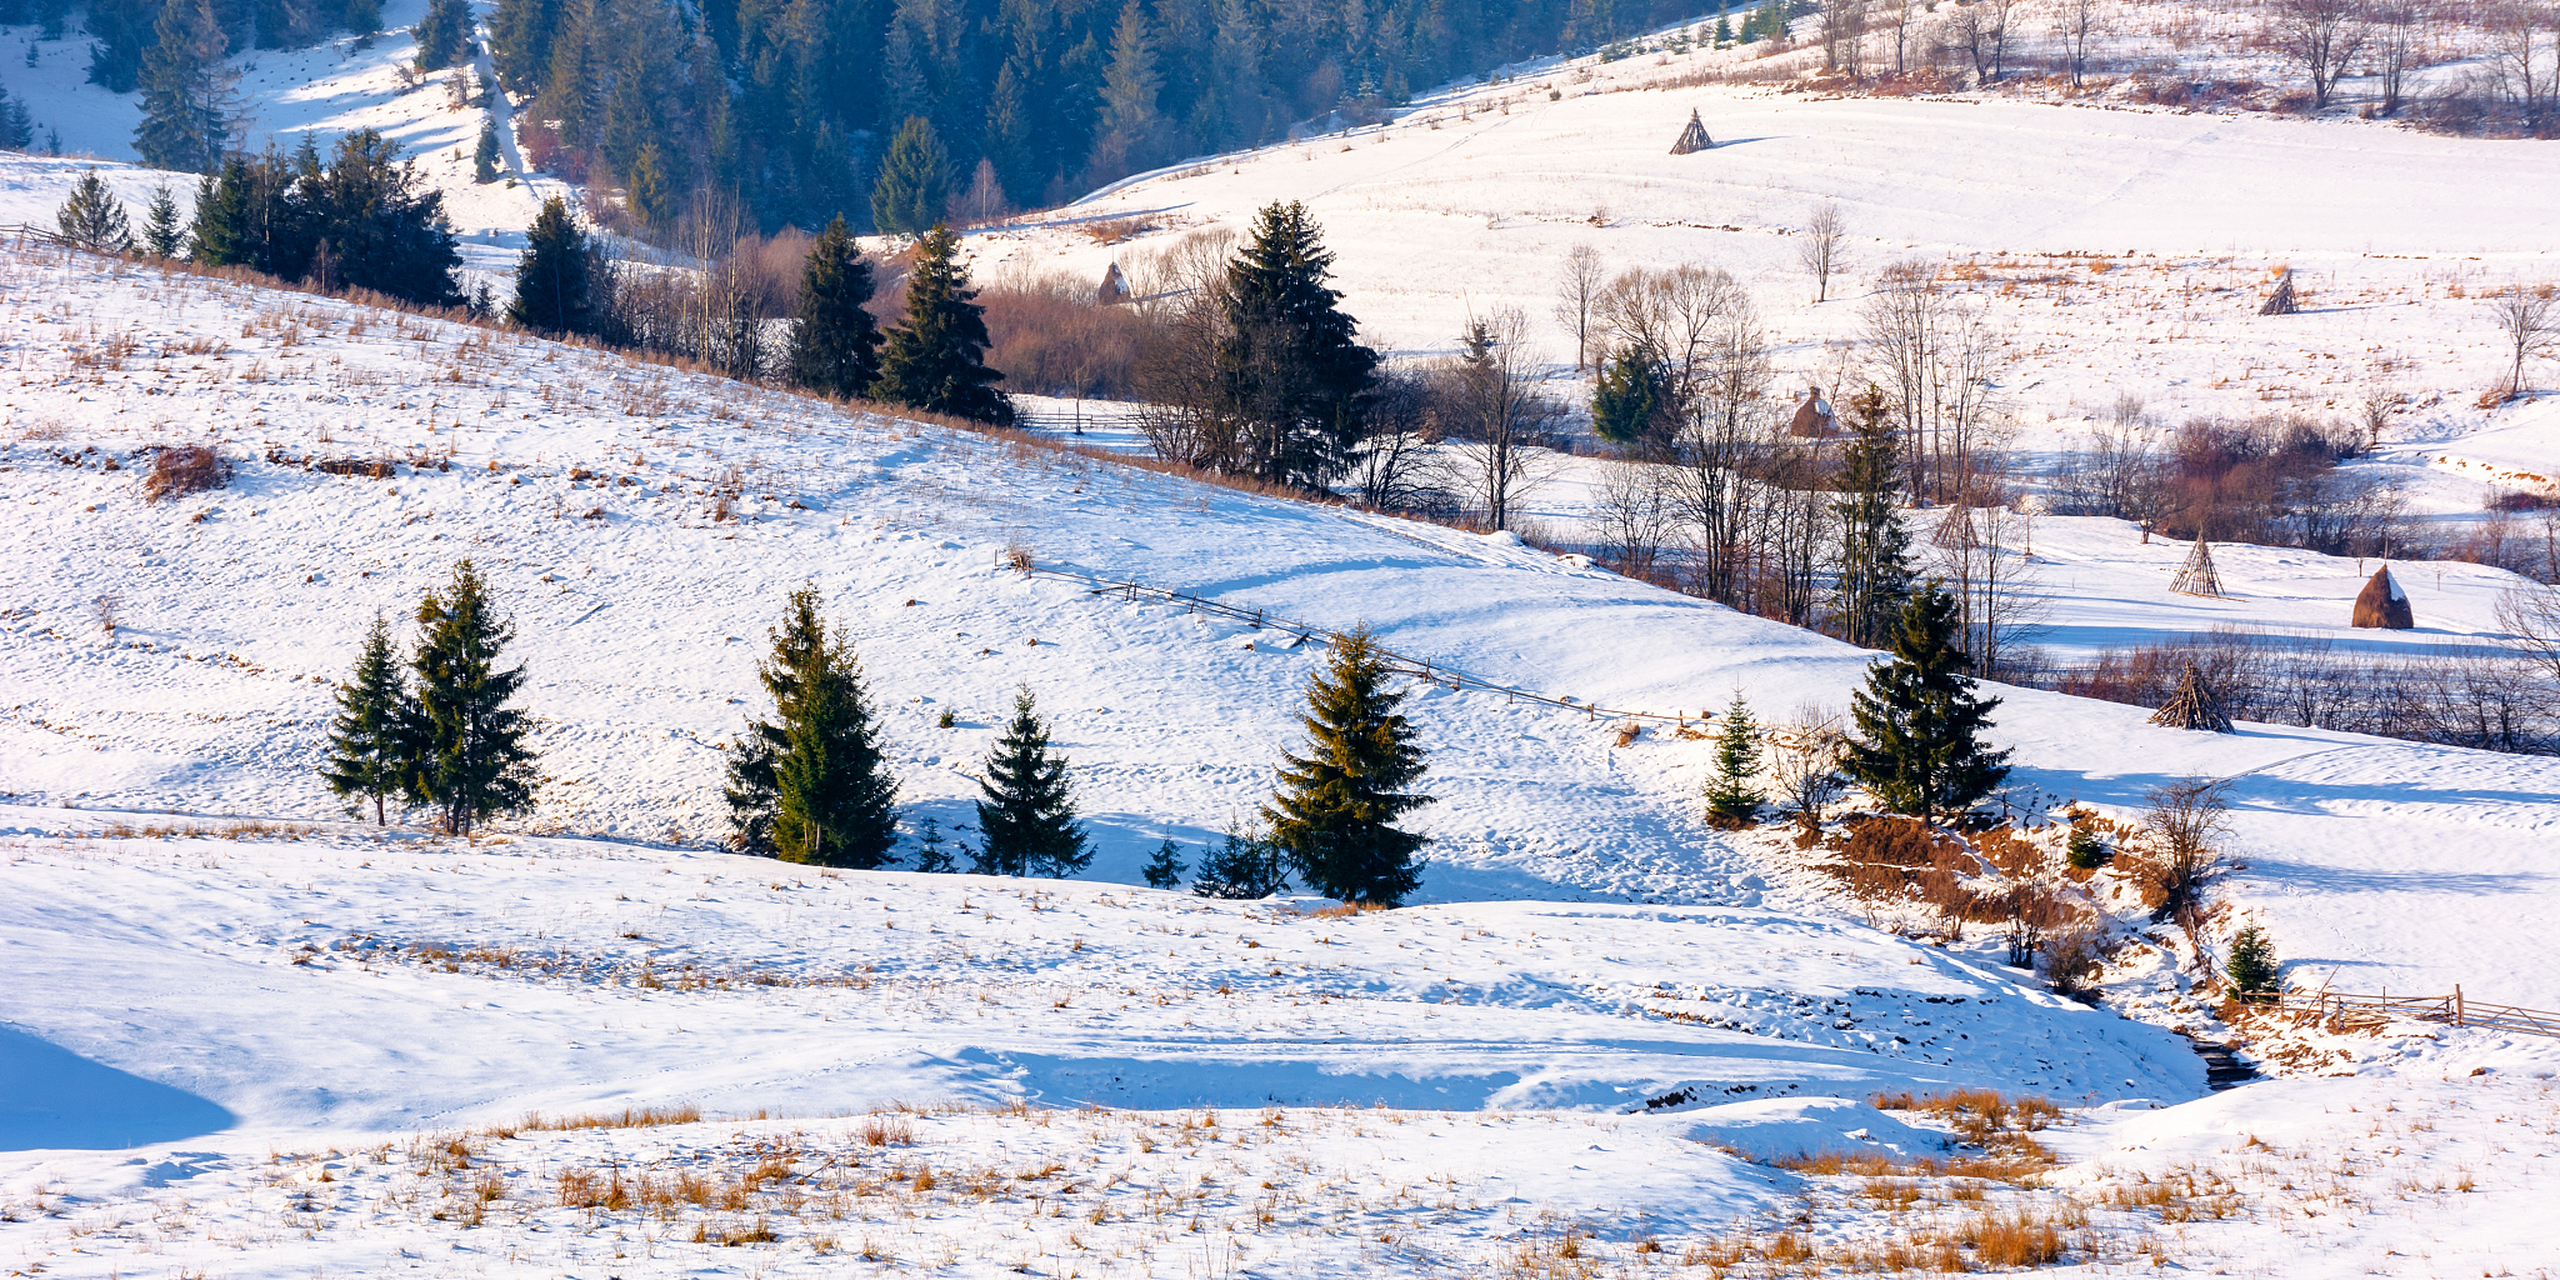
[1552,243,1605,372]
[1769,703,1851,826]
[1929,493,2044,679]
[1436,307,1565,531]
[2488,2,2557,128]
[2054,0,2103,89]
[2366,1,2423,117]
[1861,260,2005,505]
[1797,202,1848,303]
[1879,0,1915,75]
[2269,0,2371,111]
[1670,291,1774,603]
[2141,775,2235,926]
[1820,0,1867,75]
[2487,283,2559,399]
[1945,0,2019,85]
[1590,458,1678,577]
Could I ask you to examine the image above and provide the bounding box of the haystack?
[2168,532,2226,597]
[1670,109,1714,155]
[1788,385,1837,437]
[1096,260,1131,305]
[2258,268,2297,316]
[2149,661,2235,733]
[2352,564,2413,629]
[1931,505,1979,550]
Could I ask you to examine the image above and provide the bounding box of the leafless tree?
[2140,775,2235,924]
[1598,264,1752,420]
[1930,494,2044,678]
[2054,0,2103,89]
[2487,2,2558,128]
[1861,260,2005,505]
[1670,293,1774,603]
[2269,0,2371,111]
[1552,243,1606,372]
[1590,458,1678,577]
[1876,0,1915,75]
[2498,580,2560,686]
[1945,0,2019,85]
[1769,702,1851,826]
[958,158,1011,226]
[1346,364,1451,514]
[2487,283,2559,399]
[1436,307,1566,531]
[2366,1,2423,116]
[1796,202,1849,304]
[1820,0,1867,74]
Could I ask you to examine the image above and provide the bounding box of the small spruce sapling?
[911,816,956,872]
[1193,826,1287,900]
[2065,808,2109,869]
[55,169,132,254]
[974,685,1090,878]
[140,184,184,258]
[1264,624,1432,906]
[1704,692,1763,828]
[2225,924,2280,1001]
[1141,838,1187,890]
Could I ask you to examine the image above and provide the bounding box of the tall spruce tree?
[1842,581,2013,825]
[726,585,819,854]
[412,0,474,71]
[874,225,1012,423]
[0,81,33,150]
[83,0,157,92]
[1263,624,1432,906]
[132,0,231,174]
[784,213,883,399]
[766,607,900,868]
[1704,691,1763,829]
[1090,0,1169,179]
[869,114,950,236]
[140,184,184,257]
[474,119,501,182]
[320,611,415,826]
[1216,201,1377,489]
[54,170,132,253]
[1830,384,1914,649]
[300,129,463,305]
[506,197,601,335]
[406,560,539,837]
[972,686,1090,878]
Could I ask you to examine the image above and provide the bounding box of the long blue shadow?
[0,1024,235,1151]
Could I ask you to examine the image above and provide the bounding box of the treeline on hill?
[481,0,1712,236]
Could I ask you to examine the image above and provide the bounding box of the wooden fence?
[2272,987,2560,1039]
[1020,562,1725,733]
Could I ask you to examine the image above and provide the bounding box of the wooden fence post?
[2455,984,2464,1028]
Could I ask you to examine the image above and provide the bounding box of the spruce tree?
[132,0,231,175]
[1192,826,1287,899]
[82,0,156,92]
[0,81,32,150]
[54,170,133,253]
[507,197,599,335]
[1216,201,1377,489]
[300,129,463,305]
[2225,924,2280,1000]
[140,184,184,258]
[911,816,957,872]
[1141,838,1186,890]
[869,114,950,236]
[1703,691,1763,829]
[406,560,539,837]
[473,119,501,182]
[1263,624,1432,906]
[728,585,899,867]
[412,0,473,71]
[345,0,383,41]
[1091,0,1169,178]
[785,214,884,399]
[1830,384,1913,649]
[1590,341,1666,446]
[874,225,1012,423]
[320,611,415,826]
[1842,581,2013,826]
[974,686,1090,878]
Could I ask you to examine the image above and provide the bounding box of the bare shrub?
[2486,284,2558,400]
[1768,703,1849,825]
[979,273,1161,399]
[2137,776,2233,924]
[2039,916,2108,998]
[143,444,226,502]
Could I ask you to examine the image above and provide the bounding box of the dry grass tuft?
[143,445,227,502]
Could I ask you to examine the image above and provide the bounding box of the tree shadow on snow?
[0,1024,235,1151]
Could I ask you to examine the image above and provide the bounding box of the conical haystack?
[1096,260,1131,305]
[1670,109,1714,155]
[2169,532,2226,597]
[2352,564,2414,629]
[2149,662,2235,733]
[2259,268,2297,316]
[1931,505,1979,549]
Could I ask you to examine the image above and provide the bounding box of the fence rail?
[2270,987,2560,1039]
[1019,561,1723,733]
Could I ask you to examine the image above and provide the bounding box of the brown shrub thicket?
[143,444,226,502]
[978,275,1159,399]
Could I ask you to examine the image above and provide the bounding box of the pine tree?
[1842,581,2013,826]
[874,225,1012,423]
[731,586,900,868]
[140,184,184,257]
[406,560,539,837]
[132,0,232,174]
[1590,341,1666,446]
[320,611,416,826]
[974,686,1090,878]
[1091,0,1169,179]
[1704,692,1763,828]
[506,196,600,335]
[1263,624,1432,906]
[412,0,474,71]
[2225,924,2280,1000]
[1141,838,1186,889]
[300,129,463,305]
[785,214,883,399]
[345,0,383,41]
[0,81,32,150]
[869,114,950,236]
[1216,201,1377,489]
[82,0,157,92]
[474,119,501,182]
[1830,384,1913,649]
[1192,826,1286,899]
[54,169,133,253]
[911,816,957,871]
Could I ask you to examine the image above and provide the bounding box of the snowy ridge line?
[1020,561,1721,731]
[2275,989,2560,1040]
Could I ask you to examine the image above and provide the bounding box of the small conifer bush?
[2226,924,2281,1001]
[1141,838,1187,891]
